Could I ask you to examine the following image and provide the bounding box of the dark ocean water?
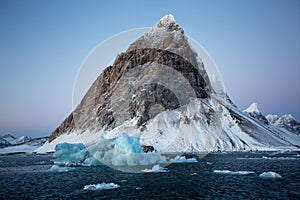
[0,151,300,199]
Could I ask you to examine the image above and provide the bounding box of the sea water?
[0,151,299,199]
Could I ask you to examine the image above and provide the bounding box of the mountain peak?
[152,14,183,33]
[157,14,175,26]
[244,102,261,114]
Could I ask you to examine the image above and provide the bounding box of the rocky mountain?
[36,14,300,154]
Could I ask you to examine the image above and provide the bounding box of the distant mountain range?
[0,133,48,154]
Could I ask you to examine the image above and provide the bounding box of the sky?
[0,0,299,137]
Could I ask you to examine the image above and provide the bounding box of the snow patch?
[154,14,176,28]
[266,114,279,124]
[259,172,282,179]
[83,183,120,190]
[244,103,261,114]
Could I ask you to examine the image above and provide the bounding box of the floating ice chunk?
[190,173,198,176]
[259,172,282,179]
[136,187,142,190]
[52,133,167,169]
[214,170,255,175]
[141,164,168,173]
[53,143,89,166]
[237,156,298,160]
[83,183,120,190]
[206,162,213,165]
[49,165,75,172]
[170,155,198,163]
[262,156,297,160]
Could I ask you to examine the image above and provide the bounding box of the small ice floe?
[206,162,213,165]
[141,164,168,173]
[83,183,120,190]
[170,156,198,163]
[190,173,198,176]
[136,187,142,190]
[259,172,282,179]
[49,165,75,172]
[120,180,127,183]
[237,156,297,160]
[213,170,255,175]
[262,156,297,160]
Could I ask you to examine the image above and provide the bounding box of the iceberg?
[53,143,91,166]
[52,133,167,171]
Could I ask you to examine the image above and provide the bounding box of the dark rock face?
[50,113,75,142]
[142,145,155,153]
[248,112,269,125]
[113,48,209,98]
[49,47,211,142]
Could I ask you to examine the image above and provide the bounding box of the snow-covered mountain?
[0,134,47,154]
[266,114,300,135]
[36,14,300,155]
[0,134,17,147]
[243,103,269,125]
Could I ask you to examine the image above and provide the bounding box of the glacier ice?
[83,183,120,190]
[259,172,282,179]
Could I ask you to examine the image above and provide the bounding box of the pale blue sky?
[0,0,299,137]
